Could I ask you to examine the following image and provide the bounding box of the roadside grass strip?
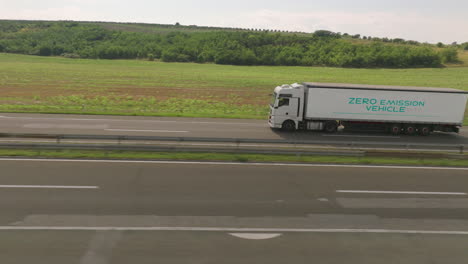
[0,149,467,167]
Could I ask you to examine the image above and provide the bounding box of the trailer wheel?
[389,124,401,135]
[404,125,416,136]
[324,121,338,133]
[419,126,431,136]
[282,120,296,131]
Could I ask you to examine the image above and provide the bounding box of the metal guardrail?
[0,142,365,157]
[0,133,465,155]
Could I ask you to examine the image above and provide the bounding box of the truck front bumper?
[268,119,282,129]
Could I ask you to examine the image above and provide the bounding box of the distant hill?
[0,20,465,68]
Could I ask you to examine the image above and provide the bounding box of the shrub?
[440,48,459,63]
[62,53,80,58]
[38,46,52,56]
[0,20,446,68]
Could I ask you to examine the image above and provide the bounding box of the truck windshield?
[270,93,277,107]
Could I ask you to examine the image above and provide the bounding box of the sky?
[1,0,467,44]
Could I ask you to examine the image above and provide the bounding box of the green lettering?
[348,98,355,104]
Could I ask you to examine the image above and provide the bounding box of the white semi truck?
[268,82,468,135]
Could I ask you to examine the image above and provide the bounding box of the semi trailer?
[268,82,468,135]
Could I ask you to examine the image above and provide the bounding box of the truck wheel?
[404,125,416,136]
[324,121,338,133]
[282,120,296,131]
[389,124,402,135]
[419,126,431,136]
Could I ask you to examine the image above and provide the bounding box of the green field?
[0,53,467,123]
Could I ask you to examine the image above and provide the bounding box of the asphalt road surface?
[0,113,467,145]
[1,158,468,263]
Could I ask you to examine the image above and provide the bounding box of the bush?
[61,53,80,58]
[0,20,446,68]
[440,48,459,63]
[38,46,52,56]
[161,50,178,62]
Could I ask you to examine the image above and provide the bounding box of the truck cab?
[268,83,304,131]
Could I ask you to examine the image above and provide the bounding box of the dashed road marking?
[105,129,189,133]
[322,134,400,139]
[337,190,467,196]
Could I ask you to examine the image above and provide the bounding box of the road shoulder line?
[2,226,468,235]
[0,158,467,170]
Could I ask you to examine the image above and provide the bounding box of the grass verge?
[1,149,467,167]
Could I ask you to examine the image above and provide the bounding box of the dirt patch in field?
[0,85,269,106]
[0,85,93,97]
[105,87,269,105]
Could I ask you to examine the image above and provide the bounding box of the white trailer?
[268,82,468,135]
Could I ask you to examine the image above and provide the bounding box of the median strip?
[0,149,467,168]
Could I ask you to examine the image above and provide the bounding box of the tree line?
[0,21,463,68]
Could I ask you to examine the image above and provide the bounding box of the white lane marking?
[2,226,468,235]
[0,116,263,126]
[337,198,468,209]
[105,129,188,133]
[80,231,122,264]
[229,233,282,240]
[337,190,467,196]
[1,158,468,171]
[23,124,108,129]
[0,185,99,189]
[322,134,400,139]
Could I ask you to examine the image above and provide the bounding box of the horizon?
[1,0,467,44]
[0,18,464,45]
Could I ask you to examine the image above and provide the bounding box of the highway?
[1,113,468,145]
[1,159,468,263]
